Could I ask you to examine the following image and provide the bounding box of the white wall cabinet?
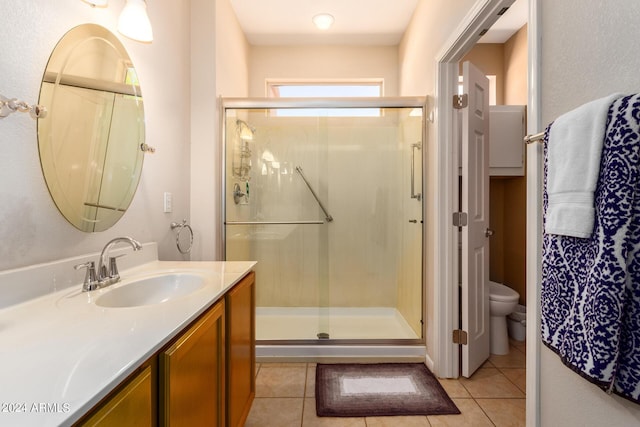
[458,105,526,176]
[489,105,526,176]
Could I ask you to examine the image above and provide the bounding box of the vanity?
[0,21,257,426]
[0,244,256,427]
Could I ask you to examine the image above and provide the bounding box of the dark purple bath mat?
[315,363,460,417]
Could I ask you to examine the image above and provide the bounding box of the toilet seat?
[489,281,519,302]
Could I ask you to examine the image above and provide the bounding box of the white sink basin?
[95,273,205,308]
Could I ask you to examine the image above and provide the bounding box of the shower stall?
[222,97,425,355]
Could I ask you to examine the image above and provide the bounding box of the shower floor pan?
[255,308,425,362]
[256,307,419,340]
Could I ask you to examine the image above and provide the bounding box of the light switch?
[163,192,173,213]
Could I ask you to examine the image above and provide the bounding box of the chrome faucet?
[75,237,142,291]
[74,261,99,292]
[97,237,142,287]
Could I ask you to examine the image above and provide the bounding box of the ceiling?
[229,0,528,46]
[478,0,528,43]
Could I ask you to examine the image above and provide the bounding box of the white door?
[461,61,491,377]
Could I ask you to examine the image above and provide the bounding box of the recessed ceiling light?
[312,13,334,30]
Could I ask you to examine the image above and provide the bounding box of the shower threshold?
[255,307,425,362]
[256,344,426,363]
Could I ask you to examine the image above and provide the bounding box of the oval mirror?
[37,24,145,232]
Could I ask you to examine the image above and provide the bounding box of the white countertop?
[0,260,256,427]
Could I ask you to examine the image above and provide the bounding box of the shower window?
[267,82,383,98]
[223,97,424,345]
[266,80,384,117]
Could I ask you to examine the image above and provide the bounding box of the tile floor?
[245,340,526,427]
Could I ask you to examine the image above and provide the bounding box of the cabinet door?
[80,365,153,426]
[226,272,255,427]
[161,301,225,427]
[489,105,526,176]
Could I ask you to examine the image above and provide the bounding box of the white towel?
[545,93,624,238]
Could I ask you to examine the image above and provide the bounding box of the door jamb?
[433,0,516,379]
[433,0,541,425]
[525,1,542,426]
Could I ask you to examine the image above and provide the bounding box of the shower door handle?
[411,142,422,201]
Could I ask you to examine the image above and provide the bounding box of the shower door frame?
[221,96,427,346]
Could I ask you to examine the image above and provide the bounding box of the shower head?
[236,119,256,140]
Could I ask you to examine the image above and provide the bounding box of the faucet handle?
[98,263,109,283]
[74,261,98,291]
[108,254,127,281]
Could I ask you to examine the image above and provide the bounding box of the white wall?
[539,1,640,425]
[190,0,250,261]
[249,46,398,97]
[398,0,477,369]
[0,1,191,274]
[399,0,477,96]
[216,0,251,99]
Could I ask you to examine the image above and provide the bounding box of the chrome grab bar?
[226,221,324,225]
[295,166,334,222]
[411,142,422,201]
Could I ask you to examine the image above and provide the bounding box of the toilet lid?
[489,281,519,302]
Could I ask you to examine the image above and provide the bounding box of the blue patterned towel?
[541,94,640,403]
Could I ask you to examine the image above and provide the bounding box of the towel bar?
[524,131,545,144]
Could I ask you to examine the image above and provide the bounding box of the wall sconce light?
[80,0,153,43]
[118,0,153,43]
[312,13,335,30]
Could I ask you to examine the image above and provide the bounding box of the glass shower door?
[224,108,332,341]
[223,100,424,343]
[322,107,423,340]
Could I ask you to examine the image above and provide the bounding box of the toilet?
[489,281,520,355]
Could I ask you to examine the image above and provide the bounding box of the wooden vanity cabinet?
[78,364,155,426]
[160,300,226,427]
[74,271,255,427]
[225,271,255,427]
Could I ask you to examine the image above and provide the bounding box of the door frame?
[433,0,541,425]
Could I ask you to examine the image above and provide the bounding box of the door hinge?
[452,329,468,345]
[453,94,468,109]
[453,212,468,227]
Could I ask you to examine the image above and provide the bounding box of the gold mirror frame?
[38,24,145,232]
